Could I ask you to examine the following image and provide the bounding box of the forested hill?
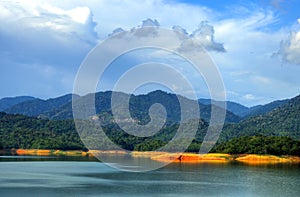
[3,91,241,123]
[242,99,289,118]
[198,98,289,118]
[0,96,36,111]
[1,92,300,154]
[1,91,293,123]
[0,112,84,150]
[0,112,208,152]
[4,94,78,117]
[1,111,300,155]
[220,94,300,141]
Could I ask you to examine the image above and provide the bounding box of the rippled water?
[0,156,300,197]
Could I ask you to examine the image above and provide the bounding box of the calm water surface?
[0,156,299,197]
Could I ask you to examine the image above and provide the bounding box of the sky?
[0,0,300,107]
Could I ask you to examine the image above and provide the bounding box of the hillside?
[244,99,289,118]
[0,96,36,111]
[41,90,241,123]
[4,94,79,117]
[198,98,289,118]
[1,93,300,154]
[0,112,208,152]
[212,135,300,155]
[1,109,300,155]
[2,91,291,123]
[198,98,249,117]
[220,94,300,141]
[0,112,84,150]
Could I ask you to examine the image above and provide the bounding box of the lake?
[0,156,300,196]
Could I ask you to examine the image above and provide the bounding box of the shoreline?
[1,149,300,164]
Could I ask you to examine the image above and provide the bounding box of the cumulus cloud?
[243,94,256,100]
[277,19,300,65]
[108,19,225,53]
[1,0,299,106]
[172,25,188,35]
[108,28,125,37]
[190,21,226,52]
[0,1,98,66]
[142,18,160,27]
[0,1,99,98]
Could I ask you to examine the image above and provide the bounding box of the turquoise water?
[0,156,300,196]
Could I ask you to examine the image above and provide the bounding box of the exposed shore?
[147,152,300,164]
[2,149,300,164]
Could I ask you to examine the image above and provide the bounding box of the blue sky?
[0,0,300,106]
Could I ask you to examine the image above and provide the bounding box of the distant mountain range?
[0,96,36,111]
[0,90,241,123]
[3,94,80,117]
[0,92,299,153]
[220,94,300,141]
[198,98,289,118]
[0,91,291,122]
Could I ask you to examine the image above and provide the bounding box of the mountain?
[1,93,300,153]
[198,98,289,119]
[220,94,300,141]
[0,96,36,111]
[244,99,289,118]
[198,98,249,117]
[0,112,84,150]
[40,91,113,120]
[4,94,79,117]
[2,91,292,124]
[0,111,208,152]
[40,90,241,123]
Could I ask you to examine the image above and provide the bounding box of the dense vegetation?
[242,99,289,118]
[0,96,35,111]
[3,91,241,123]
[4,94,77,117]
[0,112,208,152]
[0,112,84,150]
[198,98,250,117]
[212,135,300,155]
[1,90,290,123]
[220,95,300,141]
[0,92,299,156]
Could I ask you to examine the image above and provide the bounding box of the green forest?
[1,110,300,156]
[1,91,300,156]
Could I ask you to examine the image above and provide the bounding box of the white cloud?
[41,5,90,24]
[107,18,224,53]
[277,19,300,65]
[190,21,225,52]
[243,94,256,100]
[142,18,160,27]
[0,0,299,106]
[206,7,300,105]
[0,1,98,59]
[67,0,214,38]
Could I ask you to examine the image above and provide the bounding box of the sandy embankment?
[13,149,88,156]
[149,153,231,163]
[235,154,300,164]
[7,149,300,164]
[132,152,300,164]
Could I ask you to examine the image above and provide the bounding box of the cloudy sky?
[0,0,300,106]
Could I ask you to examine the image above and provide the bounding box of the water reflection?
[0,156,299,197]
[0,155,98,162]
